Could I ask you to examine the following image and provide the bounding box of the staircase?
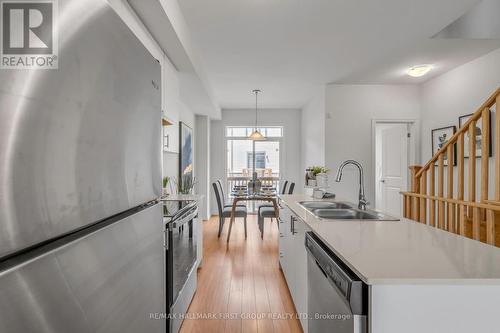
[401,88,500,247]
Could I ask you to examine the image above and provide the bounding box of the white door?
[376,123,409,217]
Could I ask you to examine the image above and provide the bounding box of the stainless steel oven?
[164,200,198,333]
[305,232,367,333]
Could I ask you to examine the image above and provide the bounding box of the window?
[225,126,282,179]
[226,126,283,138]
[225,126,283,212]
[247,151,266,169]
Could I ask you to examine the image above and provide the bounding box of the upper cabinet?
[162,116,177,153]
[163,100,192,153]
[162,55,180,153]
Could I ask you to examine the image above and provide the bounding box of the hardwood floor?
[179,215,303,333]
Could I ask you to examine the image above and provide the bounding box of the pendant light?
[248,89,266,140]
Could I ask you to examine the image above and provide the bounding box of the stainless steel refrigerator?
[0,0,165,332]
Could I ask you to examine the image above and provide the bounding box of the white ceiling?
[127,0,222,118]
[178,0,500,109]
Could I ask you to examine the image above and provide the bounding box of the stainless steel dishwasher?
[305,232,367,333]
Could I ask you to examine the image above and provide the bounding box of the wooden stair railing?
[402,88,500,247]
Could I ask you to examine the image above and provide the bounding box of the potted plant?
[162,176,170,197]
[311,166,329,177]
[173,175,197,194]
[307,166,330,187]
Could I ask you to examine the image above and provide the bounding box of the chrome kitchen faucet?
[335,160,369,210]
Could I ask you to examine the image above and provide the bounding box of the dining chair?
[216,179,246,208]
[257,180,287,212]
[281,180,289,195]
[257,181,294,239]
[213,182,248,238]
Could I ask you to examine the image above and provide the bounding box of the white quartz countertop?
[279,194,500,285]
[160,194,204,201]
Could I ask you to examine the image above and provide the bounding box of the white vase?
[316,173,329,188]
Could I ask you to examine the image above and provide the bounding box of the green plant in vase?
[173,175,197,195]
[310,166,330,177]
[162,176,170,197]
[310,166,330,188]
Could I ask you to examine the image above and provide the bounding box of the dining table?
[227,190,279,243]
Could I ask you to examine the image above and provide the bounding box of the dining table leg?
[227,198,238,243]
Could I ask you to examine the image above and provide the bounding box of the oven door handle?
[172,208,198,228]
[170,202,197,221]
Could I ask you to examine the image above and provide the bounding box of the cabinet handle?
[290,216,298,235]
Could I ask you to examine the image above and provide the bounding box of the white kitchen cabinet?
[279,204,309,333]
[163,122,178,153]
[161,51,180,153]
[279,207,292,269]
[162,101,179,153]
[279,207,294,295]
[292,214,309,332]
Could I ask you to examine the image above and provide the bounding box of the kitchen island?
[279,194,500,333]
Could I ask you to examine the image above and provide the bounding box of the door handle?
[380,179,386,183]
[290,216,298,235]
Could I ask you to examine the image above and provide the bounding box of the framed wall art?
[431,125,456,166]
[459,112,492,158]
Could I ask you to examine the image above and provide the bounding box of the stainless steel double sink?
[299,201,398,221]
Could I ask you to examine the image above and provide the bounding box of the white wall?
[301,86,326,175]
[163,102,195,185]
[420,47,500,199]
[325,84,421,205]
[210,109,302,214]
[194,115,211,220]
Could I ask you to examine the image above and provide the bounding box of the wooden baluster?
[469,119,477,206]
[447,145,455,232]
[473,207,481,241]
[403,194,407,218]
[438,155,445,229]
[409,166,422,221]
[457,132,465,235]
[419,171,427,224]
[429,166,436,227]
[480,109,491,225]
[496,95,500,201]
[457,133,465,200]
[412,195,418,221]
[453,203,458,235]
[468,120,479,239]
[486,209,495,246]
[459,204,466,236]
[405,195,411,218]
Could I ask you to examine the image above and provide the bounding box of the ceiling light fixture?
[406,64,433,77]
[248,89,266,141]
